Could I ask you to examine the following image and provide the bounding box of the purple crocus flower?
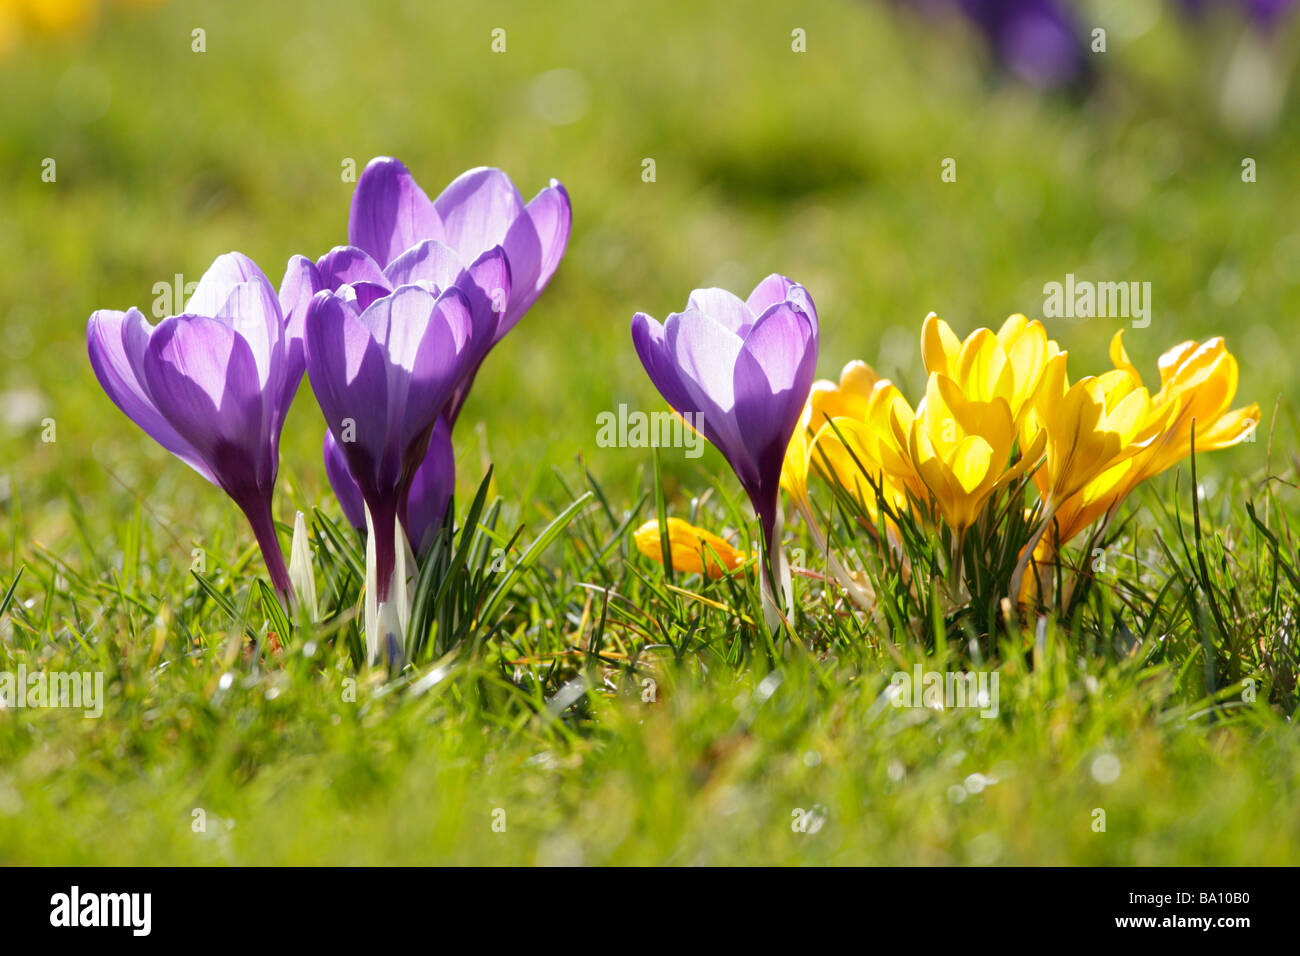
[87,252,319,602]
[324,416,454,555]
[319,157,571,425]
[631,275,819,623]
[305,282,483,660]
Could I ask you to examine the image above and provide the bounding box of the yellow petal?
[945,435,994,495]
[1108,329,1141,382]
[634,518,748,579]
[996,313,1029,348]
[1156,339,1200,388]
[955,328,1011,404]
[920,313,960,379]
[1005,321,1048,415]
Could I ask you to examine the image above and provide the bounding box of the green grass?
[1,0,1299,864]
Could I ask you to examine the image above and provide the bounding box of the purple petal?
[323,429,366,532]
[382,238,464,289]
[214,274,284,391]
[141,315,273,503]
[744,274,796,316]
[732,304,818,497]
[500,180,571,329]
[665,309,753,486]
[433,167,527,259]
[396,287,475,442]
[403,416,455,555]
[630,312,697,421]
[340,281,393,312]
[304,291,397,495]
[277,255,321,417]
[87,308,216,484]
[185,252,272,318]
[316,245,391,292]
[685,288,755,336]
[460,246,510,353]
[348,157,444,268]
[747,274,819,334]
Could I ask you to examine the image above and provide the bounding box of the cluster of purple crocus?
[87,158,570,660]
[89,155,822,651]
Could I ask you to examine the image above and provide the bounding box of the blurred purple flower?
[87,252,319,602]
[891,0,1089,90]
[955,0,1088,88]
[1176,0,1298,31]
[630,275,819,556]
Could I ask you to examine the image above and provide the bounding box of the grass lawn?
[0,0,1298,865]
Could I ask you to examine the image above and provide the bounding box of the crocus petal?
[324,429,366,533]
[340,281,394,312]
[348,157,444,268]
[316,245,391,292]
[399,288,476,441]
[214,274,284,392]
[745,274,797,317]
[433,166,527,259]
[666,309,751,484]
[921,312,961,379]
[460,246,510,351]
[384,241,509,356]
[733,304,818,495]
[87,308,216,484]
[631,312,698,419]
[404,417,456,555]
[305,292,397,494]
[686,288,755,336]
[141,315,271,502]
[500,180,571,329]
[185,252,271,318]
[382,238,464,289]
[352,285,474,446]
[277,255,321,416]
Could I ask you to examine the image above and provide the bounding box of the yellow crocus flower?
[633,518,749,579]
[1110,331,1260,475]
[1045,333,1259,546]
[920,313,1055,422]
[900,372,1044,533]
[1021,353,1165,505]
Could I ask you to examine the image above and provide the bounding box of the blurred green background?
[1,0,1297,560]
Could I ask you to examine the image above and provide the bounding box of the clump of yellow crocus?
[772,312,1257,616]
